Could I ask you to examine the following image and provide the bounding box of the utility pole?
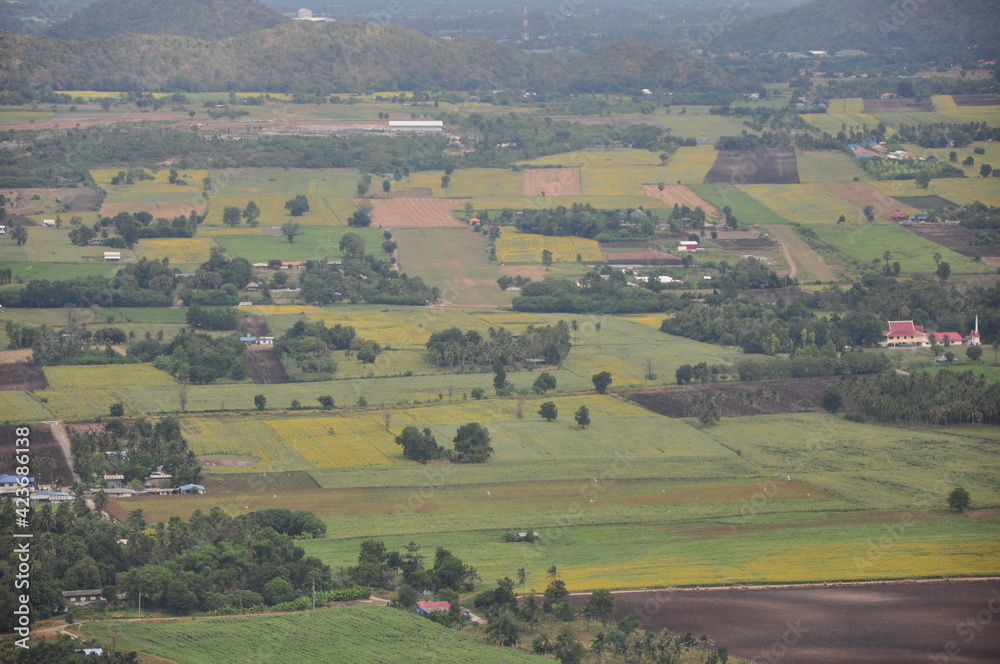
[312,579,316,610]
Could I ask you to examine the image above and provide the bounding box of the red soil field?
[0,362,49,391]
[0,424,73,487]
[820,181,917,220]
[521,167,583,196]
[355,198,469,228]
[569,579,1000,664]
[644,184,722,218]
[630,377,858,418]
[704,148,799,185]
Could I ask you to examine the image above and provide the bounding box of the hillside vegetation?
[724,0,1000,61]
[48,0,285,41]
[0,22,731,93]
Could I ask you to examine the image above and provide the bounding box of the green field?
[795,150,871,183]
[801,112,879,135]
[82,606,546,663]
[809,224,992,274]
[212,226,384,263]
[0,108,57,123]
[869,178,1000,207]
[652,106,761,144]
[688,183,790,225]
[91,167,209,219]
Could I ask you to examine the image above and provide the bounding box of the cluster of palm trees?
[844,371,1000,425]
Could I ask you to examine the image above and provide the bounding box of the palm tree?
[698,634,714,653]
[93,490,109,514]
[39,452,57,486]
[516,567,527,595]
[546,565,558,582]
[34,504,56,532]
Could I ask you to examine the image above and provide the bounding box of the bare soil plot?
[643,184,722,218]
[247,347,289,384]
[572,580,1000,664]
[0,424,73,486]
[238,315,271,337]
[0,187,103,215]
[863,97,935,113]
[100,199,207,219]
[202,471,321,492]
[521,167,582,196]
[630,377,859,418]
[951,94,1000,106]
[704,148,799,185]
[0,362,48,391]
[354,198,469,228]
[906,225,1000,257]
[893,195,958,212]
[820,181,917,220]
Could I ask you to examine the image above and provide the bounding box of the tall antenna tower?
[522,0,529,42]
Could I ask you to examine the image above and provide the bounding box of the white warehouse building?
[388,120,444,134]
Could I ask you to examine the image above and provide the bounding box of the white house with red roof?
[881,320,929,348]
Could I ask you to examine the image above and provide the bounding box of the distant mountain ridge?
[48,0,286,41]
[723,0,999,61]
[0,21,732,94]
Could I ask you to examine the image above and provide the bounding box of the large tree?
[592,371,612,394]
[281,221,302,243]
[538,401,558,422]
[222,206,242,227]
[242,200,261,227]
[284,195,310,217]
[453,422,493,463]
[395,426,443,464]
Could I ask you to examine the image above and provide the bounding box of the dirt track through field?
[521,167,582,196]
[765,224,841,282]
[568,579,1000,664]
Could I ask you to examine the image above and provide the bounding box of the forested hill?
[0,21,731,94]
[724,0,1000,61]
[48,0,285,41]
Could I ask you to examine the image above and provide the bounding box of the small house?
[42,219,56,227]
[677,241,699,251]
[415,601,451,616]
[258,336,274,346]
[33,490,73,502]
[281,261,306,269]
[0,474,34,494]
[145,473,172,488]
[62,590,104,606]
[103,474,125,489]
[104,252,121,262]
[930,332,965,346]
[245,281,260,291]
[178,484,206,494]
[241,336,258,344]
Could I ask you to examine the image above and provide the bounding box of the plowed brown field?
[820,181,917,220]
[354,198,469,228]
[521,167,582,196]
[644,184,722,218]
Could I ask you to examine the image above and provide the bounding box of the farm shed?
[103,252,121,261]
[179,483,206,494]
[416,601,451,616]
[62,589,104,606]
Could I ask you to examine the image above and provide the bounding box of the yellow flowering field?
[135,238,220,264]
[495,230,603,263]
[266,415,402,469]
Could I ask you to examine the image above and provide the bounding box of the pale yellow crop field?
[205,193,350,227]
[523,148,662,168]
[495,230,603,263]
[91,167,209,218]
[826,98,866,114]
[661,145,720,184]
[397,168,523,198]
[45,364,176,389]
[870,178,1000,207]
[740,183,867,224]
[0,392,52,422]
[303,310,433,349]
[267,415,402,469]
[135,238,219,264]
[34,389,134,420]
[181,417,312,473]
[557,343,651,386]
